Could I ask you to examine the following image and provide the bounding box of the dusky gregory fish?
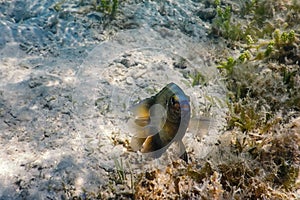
[129,82,191,162]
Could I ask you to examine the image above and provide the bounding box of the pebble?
[136,78,148,88]
[126,76,135,85]
[197,7,216,21]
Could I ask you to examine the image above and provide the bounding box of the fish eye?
[170,95,180,107]
[171,96,176,105]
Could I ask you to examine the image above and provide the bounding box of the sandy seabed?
[2,0,291,199]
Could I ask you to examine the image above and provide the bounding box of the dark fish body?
[130,82,191,161]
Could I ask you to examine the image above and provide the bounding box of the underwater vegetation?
[53,0,119,19]
[212,0,300,42]
[94,0,119,18]
[211,0,300,199]
[214,0,300,125]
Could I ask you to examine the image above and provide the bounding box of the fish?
[129,82,191,162]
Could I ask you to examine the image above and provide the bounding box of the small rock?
[9,0,31,23]
[120,58,138,68]
[28,77,43,88]
[197,8,216,21]
[87,12,104,21]
[126,77,134,85]
[136,78,148,88]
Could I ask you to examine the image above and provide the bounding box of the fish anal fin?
[130,137,146,151]
[140,134,163,153]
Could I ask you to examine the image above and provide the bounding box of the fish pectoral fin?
[143,125,161,137]
[130,98,154,118]
[129,124,159,139]
[134,117,150,127]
